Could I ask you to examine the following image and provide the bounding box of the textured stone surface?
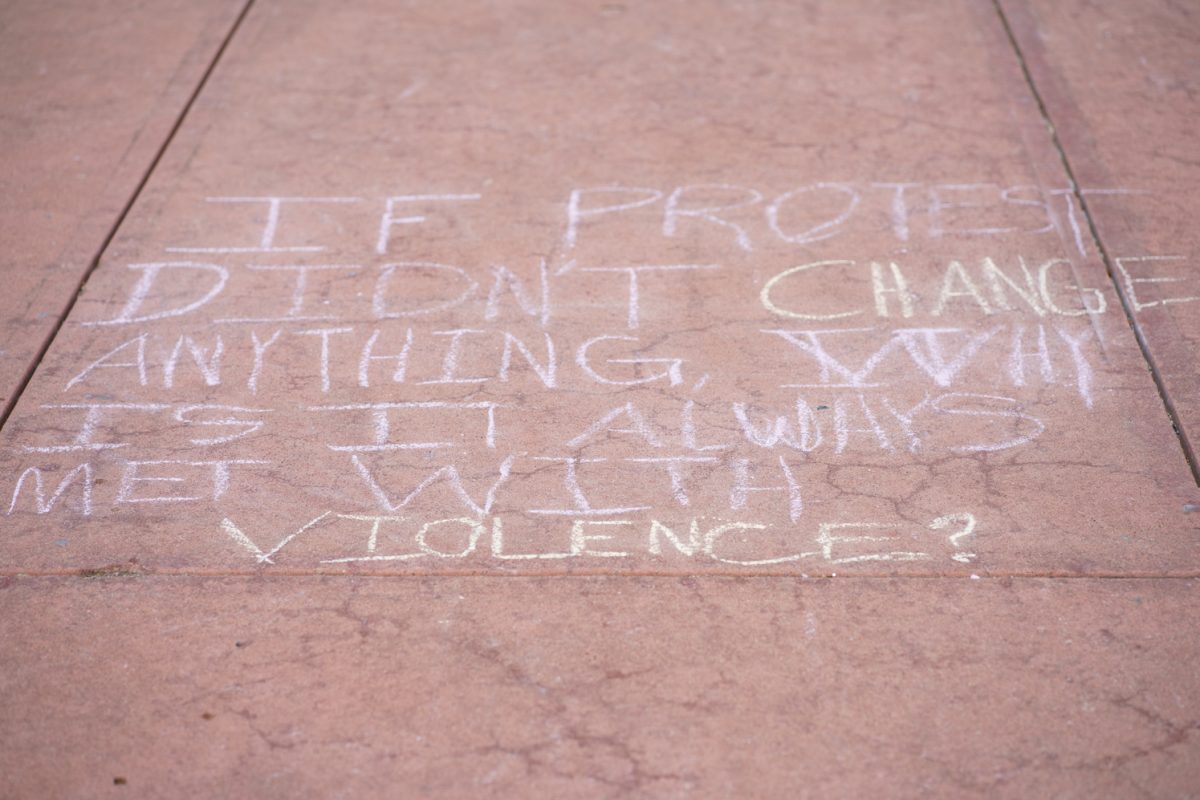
[1000,0,1200,471]
[0,0,246,415]
[1,575,1197,799]
[3,2,1200,796]
[0,0,1196,575]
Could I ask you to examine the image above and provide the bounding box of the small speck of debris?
[78,563,142,579]
[113,777,127,786]
[201,712,214,721]
[54,539,68,547]
[234,641,247,648]
[970,574,981,580]
[816,405,830,411]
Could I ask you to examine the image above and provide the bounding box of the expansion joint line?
[991,0,1200,486]
[0,0,259,433]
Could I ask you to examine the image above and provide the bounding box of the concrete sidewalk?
[1,0,1198,796]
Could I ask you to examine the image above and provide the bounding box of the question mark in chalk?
[930,513,977,563]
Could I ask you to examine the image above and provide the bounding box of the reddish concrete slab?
[1,0,1197,575]
[0,575,1197,797]
[999,0,1200,470]
[0,0,247,415]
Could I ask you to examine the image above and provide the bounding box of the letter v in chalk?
[219,511,333,564]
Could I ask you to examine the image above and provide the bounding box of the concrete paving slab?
[999,0,1200,472]
[0,0,247,416]
[2,0,1197,575]
[4,3,1200,796]
[0,575,1197,798]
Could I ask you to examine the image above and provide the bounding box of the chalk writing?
[1,182,1170,573]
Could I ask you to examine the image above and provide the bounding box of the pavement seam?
[1,570,1198,581]
[0,0,260,435]
[991,0,1200,487]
